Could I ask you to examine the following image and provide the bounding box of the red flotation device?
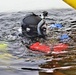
[30,42,51,54]
[29,42,69,54]
[53,43,69,52]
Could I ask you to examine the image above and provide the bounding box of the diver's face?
[41,24,47,35]
[42,23,52,35]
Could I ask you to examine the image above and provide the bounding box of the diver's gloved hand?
[29,42,51,54]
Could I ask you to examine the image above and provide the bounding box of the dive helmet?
[21,13,46,38]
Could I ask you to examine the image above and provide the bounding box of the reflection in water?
[39,55,76,75]
[60,68,76,75]
[53,70,65,75]
[39,70,65,75]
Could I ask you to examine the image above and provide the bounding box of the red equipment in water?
[53,43,69,52]
[29,42,69,54]
[30,42,51,53]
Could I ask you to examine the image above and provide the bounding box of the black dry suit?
[21,13,47,48]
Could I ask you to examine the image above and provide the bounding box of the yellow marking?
[0,43,7,50]
[63,0,76,9]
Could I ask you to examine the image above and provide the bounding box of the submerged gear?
[49,24,63,29]
[30,42,51,54]
[21,13,46,38]
[29,42,69,54]
[59,34,70,43]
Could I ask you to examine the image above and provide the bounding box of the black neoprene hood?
[21,13,45,38]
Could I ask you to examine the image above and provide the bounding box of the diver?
[18,11,69,54]
[20,11,51,53]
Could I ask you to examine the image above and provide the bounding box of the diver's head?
[21,13,47,38]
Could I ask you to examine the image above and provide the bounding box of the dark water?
[0,9,76,75]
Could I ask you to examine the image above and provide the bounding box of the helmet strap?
[37,20,45,35]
